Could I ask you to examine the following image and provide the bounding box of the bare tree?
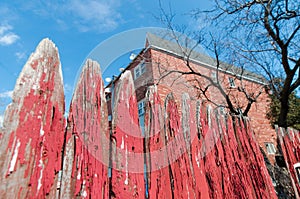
[156,0,299,128]
[189,0,300,128]
[155,1,267,117]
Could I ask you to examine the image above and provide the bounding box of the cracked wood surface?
[0,38,65,198]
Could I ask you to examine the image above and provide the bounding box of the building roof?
[146,32,267,84]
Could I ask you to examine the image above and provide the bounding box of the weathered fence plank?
[0,39,65,198]
[277,127,300,198]
[60,59,109,198]
[144,86,173,199]
[110,71,145,198]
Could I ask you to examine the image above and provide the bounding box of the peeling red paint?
[0,38,65,199]
[144,86,277,199]
[60,59,109,199]
[144,87,173,199]
[110,71,145,198]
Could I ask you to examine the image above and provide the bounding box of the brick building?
[106,32,277,163]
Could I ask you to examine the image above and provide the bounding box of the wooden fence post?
[0,39,65,198]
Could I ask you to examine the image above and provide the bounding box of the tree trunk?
[278,94,289,128]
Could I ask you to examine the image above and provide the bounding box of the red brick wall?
[148,48,277,163]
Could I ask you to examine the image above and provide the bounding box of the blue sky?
[0,0,212,124]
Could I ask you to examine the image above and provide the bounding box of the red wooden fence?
[0,38,277,198]
[277,126,300,198]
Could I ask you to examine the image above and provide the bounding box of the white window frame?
[294,163,300,184]
[265,142,276,154]
[228,77,235,87]
[134,61,146,79]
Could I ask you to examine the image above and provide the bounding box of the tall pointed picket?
[144,86,173,198]
[110,71,145,198]
[59,59,109,198]
[0,39,65,198]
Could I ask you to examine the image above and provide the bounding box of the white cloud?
[0,24,19,46]
[67,0,122,32]
[0,90,13,98]
[0,33,19,45]
[0,25,12,35]
[15,51,26,60]
[64,83,73,94]
[3,1,122,33]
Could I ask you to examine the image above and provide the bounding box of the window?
[134,61,146,79]
[211,71,217,82]
[228,77,235,87]
[138,100,145,135]
[294,163,300,184]
[105,94,111,101]
[138,100,145,116]
[265,142,276,154]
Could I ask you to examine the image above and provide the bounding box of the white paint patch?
[57,170,62,189]
[37,159,44,191]
[186,183,190,199]
[121,137,124,149]
[207,106,212,127]
[124,175,129,185]
[32,84,38,90]
[124,145,129,185]
[37,136,46,192]
[77,172,81,180]
[82,190,87,198]
[81,180,87,197]
[40,126,45,136]
[9,139,21,172]
[195,152,200,168]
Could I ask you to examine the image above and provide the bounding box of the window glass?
[134,67,141,79]
[141,62,146,74]
[228,77,235,87]
[265,142,276,154]
[134,61,146,79]
[211,71,217,82]
[138,101,145,116]
[138,100,145,135]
